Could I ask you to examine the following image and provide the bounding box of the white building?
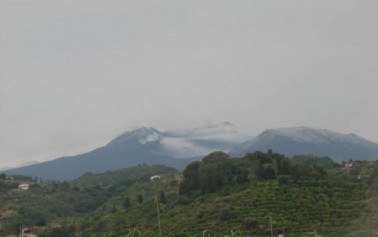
[18,184,29,191]
[19,228,37,237]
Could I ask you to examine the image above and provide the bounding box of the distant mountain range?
[0,161,39,172]
[4,125,378,180]
[5,122,247,180]
[230,126,378,161]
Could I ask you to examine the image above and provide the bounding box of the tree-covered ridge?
[167,151,375,236]
[0,165,177,236]
[179,151,334,196]
[1,152,378,237]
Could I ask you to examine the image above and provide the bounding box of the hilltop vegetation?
[0,165,177,236]
[1,152,378,237]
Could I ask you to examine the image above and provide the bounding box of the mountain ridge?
[4,125,378,180]
[230,126,378,161]
[5,123,245,180]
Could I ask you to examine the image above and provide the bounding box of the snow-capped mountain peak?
[6,125,378,180]
[230,126,378,161]
[261,127,369,145]
[105,123,246,157]
[137,129,161,144]
[107,127,163,146]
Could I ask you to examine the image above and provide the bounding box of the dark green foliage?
[166,152,378,236]
[292,154,337,168]
[35,218,47,226]
[43,225,75,237]
[244,151,292,179]
[180,151,329,196]
[243,218,258,229]
[277,175,291,184]
[137,194,143,204]
[17,205,53,226]
[0,164,177,236]
[10,175,33,182]
[159,191,166,204]
[180,156,251,195]
[2,156,378,237]
[202,151,230,164]
[179,161,201,195]
[219,208,232,221]
[176,196,190,205]
[111,201,117,213]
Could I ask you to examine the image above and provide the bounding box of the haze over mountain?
[2,0,378,183]
[5,125,378,180]
[0,161,39,172]
[5,123,247,180]
[230,126,378,161]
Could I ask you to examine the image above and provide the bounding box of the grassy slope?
[2,160,378,237]
[86,175,375,237]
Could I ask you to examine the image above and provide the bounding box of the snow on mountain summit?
[261,127,369,145]
[230,126,378,161]
[6,125,378,180]
[165,122,247,142]
[107,127,163,146]
[105,123,246,158]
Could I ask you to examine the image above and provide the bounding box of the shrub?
[219,208,231,221]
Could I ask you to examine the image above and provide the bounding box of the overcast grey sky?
[1,0,378,168]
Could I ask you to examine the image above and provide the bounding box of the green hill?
[1,152,378,237]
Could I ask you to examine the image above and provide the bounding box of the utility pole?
[270,214,273,237]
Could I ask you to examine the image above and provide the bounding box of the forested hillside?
[1,152,378,237]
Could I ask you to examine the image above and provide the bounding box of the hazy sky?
[1,0,378,168]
